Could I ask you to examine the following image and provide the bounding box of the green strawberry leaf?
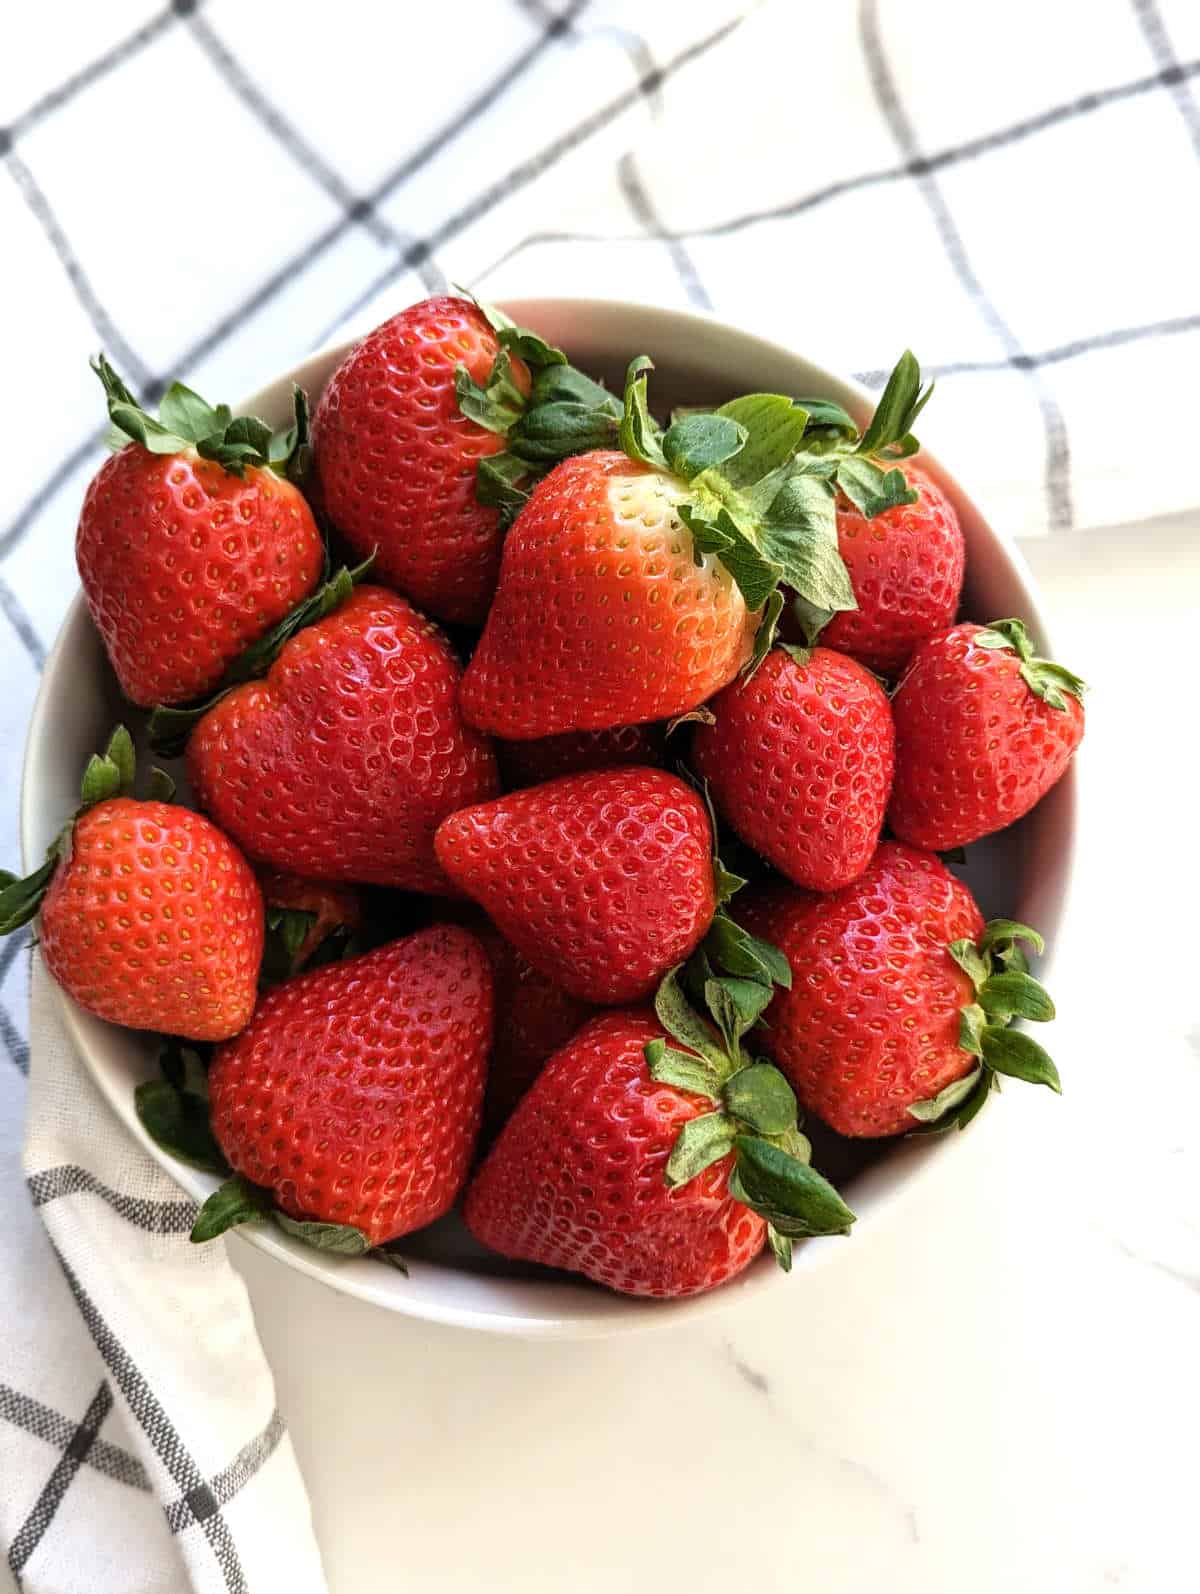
[617,356,668,470]
[664,1111,738,1187]
[0,860,53,930]
[975,620,1086,711]
[978,971,1055,1023]
[158,382,224,443]
[528,361,620,414]
[906,1065,984,1125]
[190,1174,271,1242]
[707,976,773,1048]
[159,1040,210,1101]
[958,1002,987,1057]
[93,354,310,479]
[980,1027,1062,1091]
[704,913,792,990]
[797,397,858,440]
[653,966,727,1069]
[711,395,809,486]
[146,555,372,757]
[855,350,933,460]
[80,724,137,808]
[475,452,530,523]
[465,293,568,372]
[273,1212,371,1255]
[507,399,620,465]
[907,1066,993,1134]
[746,589,785,678]
[147,767,177,803]
[979,918,1046,959]
[757,470,856,614]
[766,1224,794,1272]
[947,937,989,990]
[835,456,918,518]
[730,1137,855,1237]
[722,1061,797,1136]
[661,413,747,480]
[373,1244,410,1276]
[134,1079,226,1174]
[678,502,781,612]
[644,1037,722,1101]
[454,348,528,436]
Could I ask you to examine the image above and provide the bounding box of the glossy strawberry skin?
[434,768,716,1004]
[464,1010,766,1297]
[40,798,263,1041]
[188,585,498,891]
[312,296,528,626]
[889,623,1085,851]
[77,448,323,707]
[807,463,964,678]
[739,842,984,1138]
[692,647,894,892]
[459,451,756,738]
[498,722,667,790]
[208,926,492,1245]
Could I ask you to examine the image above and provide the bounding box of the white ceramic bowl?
[21,298,1077,1337]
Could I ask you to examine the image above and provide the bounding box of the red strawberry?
[0,728,262,1040]
[187,584,498,891]
[434,768,717,1004]
[808,462,965,677]
[739,842,1060,1137]
[258,869,363,980]
[889,619,1086,851]
[465,945,855,1296]
[498,722,667,790]
[692,646,894,891]
[459,450,759,736]
[79,359,323,707]
[312,296,526,625]
[466,917,595,1141]
[205,926,492,1246]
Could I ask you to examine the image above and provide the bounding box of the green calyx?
[260,907,361,985]
[0,726,175,936]
[610,350,935,665]
[93,355,310,482]
[645,913,855,1272]
[147,553,374,757]
[190,1171,371,1255]
[975,618,1087,712]
[908,919,1061,1132]
[455,293,622,526]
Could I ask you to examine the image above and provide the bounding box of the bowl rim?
[20,294,1077,1337]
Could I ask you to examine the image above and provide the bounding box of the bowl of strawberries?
[10,295,1084,1335]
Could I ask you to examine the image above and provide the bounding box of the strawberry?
[498,722,667,790]
[187,584,498,891]
[889,619,1086,851]
[463,916,595,1142]
[739,841,1061,1137]
[794,462,964,677]
[691,645,894,891]
[459,353,942,739]
[79,358,324,707]
[311,296,620,625]
[465,918,854,1296]
[0,727,261,1041]
[434,767,719,1004]
[200,926,492,1247]
[258,869,363,981]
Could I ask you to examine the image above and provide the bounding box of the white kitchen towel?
[1,1,1197,1589]
[4,966,326,1594]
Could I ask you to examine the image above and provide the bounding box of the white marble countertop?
[229,513,1198,1594]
